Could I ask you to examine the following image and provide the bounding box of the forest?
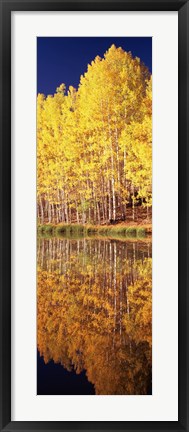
[37,44,152,227]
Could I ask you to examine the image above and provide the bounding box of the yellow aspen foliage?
[37,45,152,224]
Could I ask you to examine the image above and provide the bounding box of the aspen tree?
[37,45,152,224]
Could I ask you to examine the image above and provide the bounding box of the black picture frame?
[0,0,188,431]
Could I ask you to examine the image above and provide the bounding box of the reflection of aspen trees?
[120,279,122,337]
[37,237,152,394]
[113,242,117,334]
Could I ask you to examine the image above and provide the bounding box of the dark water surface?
[37,236,152,395]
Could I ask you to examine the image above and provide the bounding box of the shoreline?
[37,222,152,239]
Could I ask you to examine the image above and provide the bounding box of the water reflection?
[37,237,152,395]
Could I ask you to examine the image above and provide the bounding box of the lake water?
[37,236,152,395]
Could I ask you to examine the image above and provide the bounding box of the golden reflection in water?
[37,237,152,395]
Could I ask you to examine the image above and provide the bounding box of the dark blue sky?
[37,37,152,95]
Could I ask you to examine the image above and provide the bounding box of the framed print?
[0,0,188,431]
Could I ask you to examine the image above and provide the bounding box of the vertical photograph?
[37,37,152,395]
